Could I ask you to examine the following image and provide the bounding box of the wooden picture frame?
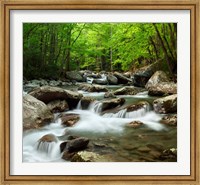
[0,0,199,184]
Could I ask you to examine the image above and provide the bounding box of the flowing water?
[23,87,177,162]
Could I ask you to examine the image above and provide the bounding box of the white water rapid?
[23,89,167,163]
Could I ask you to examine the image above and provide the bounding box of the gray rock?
[93,78,108,85]
[133,62,160,87]
[145,71,170,89]
[160,114,177,126]
[113,86,145,95]
[60,113,80,127]
[114,72,132,84]
[107,74,118,85]
[47,100,69,113]
[101,98,125,112]
[148,82,177,96]
[61,137,89,153]
[78,83,108,92]
[29,86,83,109]
[66,71,85,82]
[71,151,113,162]
[23,94,53,130]
[153,94,177,114]
[79,97,95,109]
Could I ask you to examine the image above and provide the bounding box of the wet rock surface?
[101,98,125,112]
[66,71,85,82]
[78,83,108,92]
[23,94,54,130]
[160,114,177,126]
[148,82,177,96]
[60,113,80,127]
[114,72,132,84]
[47,100,69,113]
[113,86,145,95]
[153,94,177,114]
[145,70,170,89]
[29,86,83,109]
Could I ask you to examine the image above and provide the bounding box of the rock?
[92,78,108,85]
[137,146,151,153]
[148,82,177,96]
[101,98,125,111]
[71,151,112,162]
[60,113,80,127]
[114,72,132,84]
[62,151,76,161]
[113,86,145,95]
[23,94,53,130]
[127,121,143,128]
[126,101,150,112]
[29,86,83,109]
[61,137,89,153]
[78,83,108,92]
[79,97,95,109]
[38,134,58,143]
[66,71,85,82]
[107,74,118,85]
[159,148,177,161]
[49,80,61,86]
[133,62,160,87]
[160,114,177,126]
[145,71,170,89]
[47,100,69,113]
[86,73,101,79]
[153,94,177,114]
[104,91,116,98]
[123,72,132,78]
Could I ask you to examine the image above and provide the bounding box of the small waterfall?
[103,109,127,118]
[35,136,61,159]
[76,100,82,109]
[89,101,103,113]
[103,105,150,119]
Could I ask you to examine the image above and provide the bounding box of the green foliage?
[23,22,177,79]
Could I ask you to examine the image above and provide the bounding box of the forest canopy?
[23,23,177,80]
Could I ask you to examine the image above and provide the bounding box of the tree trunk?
[153,23,175,80]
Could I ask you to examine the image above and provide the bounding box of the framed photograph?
[0,0,199,184]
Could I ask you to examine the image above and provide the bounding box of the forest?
[23,23,177,163]
[23,23,177,80]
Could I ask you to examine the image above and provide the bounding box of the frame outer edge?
[0,1,5,185]
[1,0,200,184]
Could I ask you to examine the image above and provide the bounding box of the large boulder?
[145,71,170,89]
[113,86,144,95]
[47,100,69,113]
[114,72,132,84]
[78,83,108,92]
[66,71,85,82]
[148,82,177,96]
[79,97,95,109]
[92,78,108,85]
[61,137,89,153]
[23,94,54,130]
[133,62,160,87]
[29,86,83,109]
[101,98,125,112]
[107,74,118,85]
[153,94,177,114]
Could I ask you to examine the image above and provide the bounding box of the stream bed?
[23,86,177,162]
